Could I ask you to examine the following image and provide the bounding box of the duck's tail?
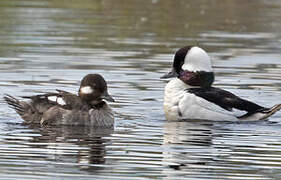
[3,94,25,115]
[239,104,281,121]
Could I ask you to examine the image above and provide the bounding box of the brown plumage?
[4,74,114,127]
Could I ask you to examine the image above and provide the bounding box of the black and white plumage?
[161,46,281,121]
[4,74,115,127]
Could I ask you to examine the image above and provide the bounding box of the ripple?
[1,0,281,179]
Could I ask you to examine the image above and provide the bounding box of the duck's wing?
[187,87,264,112]
[22,92,67,107]
[4,91,86,125]
[21,90,82,110]
[187,87,281,120]
[56,89,86,109]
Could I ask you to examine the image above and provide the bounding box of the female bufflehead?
[4,74,115,127]
[161,46,281,121]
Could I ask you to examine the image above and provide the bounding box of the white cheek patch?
[47,96,66,106]
[80,86,94,94]
[182,46,213,72]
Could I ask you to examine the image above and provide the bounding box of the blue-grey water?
[0,0,281,179]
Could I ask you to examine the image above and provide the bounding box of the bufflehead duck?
[4,74,115,127]
[161,46,281,121]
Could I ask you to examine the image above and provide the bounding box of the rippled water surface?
[1,0,281,179]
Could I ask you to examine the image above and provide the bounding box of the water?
[0,0,281,179]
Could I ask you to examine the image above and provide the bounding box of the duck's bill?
[160,69,178,79]
[101,92,115,102]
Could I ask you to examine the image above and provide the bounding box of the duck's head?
[161,46,214,87]
[78,74,114,105]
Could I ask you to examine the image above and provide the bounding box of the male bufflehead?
[161,46,281,121]
[4,74,115,127]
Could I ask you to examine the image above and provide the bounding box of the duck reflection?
[162,120,214,170]
[28,124,113,172]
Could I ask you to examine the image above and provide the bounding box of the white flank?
[57,97,66,106]
[80,86,93,94]
[48,96,57,102]
[182,46,213,72]
[163,78,237,121]
[239,112,265,121]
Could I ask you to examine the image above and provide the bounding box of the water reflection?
[25,125,112,172]
[163,121,213,169]
[162,120,281,179]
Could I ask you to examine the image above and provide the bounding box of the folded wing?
[187,87,264,112]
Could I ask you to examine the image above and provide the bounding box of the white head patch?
[80,86,94,94]
[182,46,213,72]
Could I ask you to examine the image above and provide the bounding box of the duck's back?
[41,101,114,127]
[5,91,84,124]
[5,91,114,127]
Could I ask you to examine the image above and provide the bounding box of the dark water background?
[0,0,281,179]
